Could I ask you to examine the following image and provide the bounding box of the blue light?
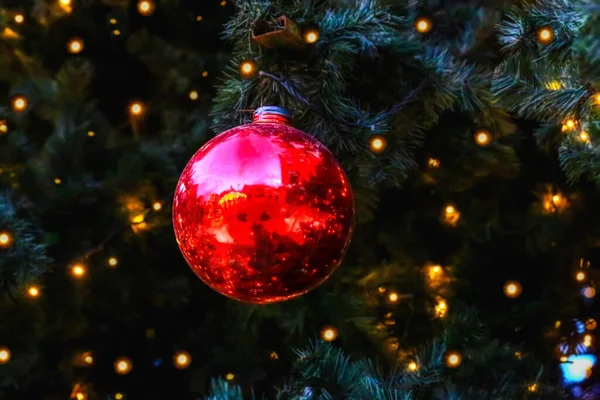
[561,354,597,384]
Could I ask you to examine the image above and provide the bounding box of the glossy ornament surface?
[173,107,354,304]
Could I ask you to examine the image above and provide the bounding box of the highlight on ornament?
[172,106,355,304]
[537,26,554,44]
[415,17,432,33]
[239,60,258,79]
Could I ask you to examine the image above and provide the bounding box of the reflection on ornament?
[561,354,596,384]
[173,106,354,304]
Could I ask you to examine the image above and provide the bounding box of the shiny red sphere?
[173,110,354,304]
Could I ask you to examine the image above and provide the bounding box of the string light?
[114,394,123,400]
[220,0,227,6]
[528,383,538,392]
[71,263,86,278]
[0,120,8,134]
[445,351,462,368]
[560,355,568,363]
[546,80,563,90]
[137,0,155,16]
[173,351,192,369]
[562,119,576,131]
[112,30,121,36]
[10,95,28,113]
[269,351,279,360]
[369,135,387,153]
[515,351,522,359]
[27,286,40,298]
[388,292,399,302]
[435,298,448,318]
[583,334,593,347]
[407,361,418,371]
[594,93,600,106]
[0,230,14,249]
[87,131,95,137]
[225,373,235,380]
[583,286,596,298]
[14,14,24,24]
[443,204,460,226]
[196,16,203,21]
[428,264,443,280]
[202,71,209,77]
[114,357,133,375]
[320,326,338,342]
[67,38,84,54]
[474,129,493,146]
[129,102,144,117]
[304,28,320,44]
[54,178,62,184]
[504,280,522,298]
[108,257,118,267]
[109,18,117,25]
[59,0,72,13]
[576,271,586,282]
[239,60,258,79]
[152,202,162,211]
[0,347,10,364]
[189,90,199,101]
[537,26,554,44]
[415,17,432,33]
[428,158,440,168]
[579,131,590,143]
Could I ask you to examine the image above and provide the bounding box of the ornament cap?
[253,106,291,125]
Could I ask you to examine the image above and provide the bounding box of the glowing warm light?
[560,356,568,362]
[83,353,93,364]
[153,202,162,211]
[528,383,538,392]
[54,178,62,184]
[408,361,418,371]
[59,0,71,6]
[137,0,155,16]
[71,264,86,278]
[108,257,118,267]
[202,71,208,77]
[562,119,576,131]
[87,131,95,137]
[270,351,279,360]
[27,286,40,298]
[239,60,257,79]
[579,131,590,143]
[11,96,27,112]
[0,347,10,364]
[415,17,432,33]
[67,38,84,54]
[114,357,132,375]
[537,27,554,44]
[428,264,443,280]
[0,121,7,134]
[113,30,121,36]
[321,326,338,342]
[0,231,13,249]
[515,351,522,359]
[225,373,235,380]
[546,80,562,90]
[474,129,492,146]
[594,93,600,105]
[109,18,117,24]
[115,394,123,400]
[14,14,24,24]
[435,298,448,318]
[189,90,199,100]
[576,271,586,282]
[75,392,86,400]
[583,286,596,298]
[555,320,562,328]
[369,135,387,153]
[196,16,203,21]
[304,29,320,44]
[583,334,593,347]
[543,191,568,213]
[428,158,440,168]
[388,292,399,302]
[220,0,227,5]
[504,280,522,298]
[129,102,144,117]
[445,351,462,368]
[173,351,191,369]
[443,204,460,226]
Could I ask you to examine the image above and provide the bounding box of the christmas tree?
[0,0,598,399]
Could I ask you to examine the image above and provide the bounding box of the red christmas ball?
[173,106,355,304]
